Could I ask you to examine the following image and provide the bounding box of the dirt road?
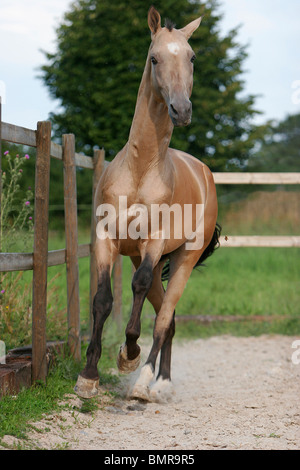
[2,335,300,450]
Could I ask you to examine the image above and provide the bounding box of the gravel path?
[2,335,300,450]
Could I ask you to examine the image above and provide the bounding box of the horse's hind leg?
[146,265,176,402]
[129,260,175,402]
[131,247,201,401]
[148,312,175,403]
[132,308,176,403]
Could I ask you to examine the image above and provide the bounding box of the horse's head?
[148,6,203,127]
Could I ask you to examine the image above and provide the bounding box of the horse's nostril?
[170,104,178,116]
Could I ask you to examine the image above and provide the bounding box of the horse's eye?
[151,56,158,65]
[191,55,196,64]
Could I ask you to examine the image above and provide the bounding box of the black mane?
[164,18,176,31]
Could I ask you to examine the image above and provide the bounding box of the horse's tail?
[161,223,222,282]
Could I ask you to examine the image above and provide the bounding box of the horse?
[75,6,220,402]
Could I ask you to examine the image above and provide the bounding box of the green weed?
[0,342,119,443]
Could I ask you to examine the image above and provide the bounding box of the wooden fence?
[0,118,119,385]
[0,114,300,387]
[214,172,300,248]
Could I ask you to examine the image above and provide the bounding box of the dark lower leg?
[126,256,153,360]
[81,270,113,380]
[157,312,175,380]
[145,309,175,375]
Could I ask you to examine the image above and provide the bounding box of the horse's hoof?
[117,343,141,374]
[149,378,174,403]
[74,375,99,399]
[130,384,150,402]
[128,364,154,401]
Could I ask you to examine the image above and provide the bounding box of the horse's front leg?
[75,238,118,399]
[117,241,164,374]
[117,254,154,373]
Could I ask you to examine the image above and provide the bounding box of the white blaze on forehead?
[167,42,180,55]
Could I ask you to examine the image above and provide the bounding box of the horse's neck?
[126,56,173,175]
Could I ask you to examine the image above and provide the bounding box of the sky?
[0,0,300,131]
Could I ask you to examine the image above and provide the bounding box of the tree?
[40,0,265,170]
[248,113,300,172]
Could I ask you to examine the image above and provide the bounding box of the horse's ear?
[148,6,161,36]
[180,16,203,40]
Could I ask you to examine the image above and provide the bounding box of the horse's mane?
[164,18,176,31]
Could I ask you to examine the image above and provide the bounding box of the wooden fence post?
[63,134,81,362]
[32,121,51,383]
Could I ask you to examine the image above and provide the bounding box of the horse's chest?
[137,173,173,205]
[104,170,172,207]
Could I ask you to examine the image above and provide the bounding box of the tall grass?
[218,189,300,236]
[0,270,68,350]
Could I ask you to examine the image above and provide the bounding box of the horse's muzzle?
[169,100,192,127]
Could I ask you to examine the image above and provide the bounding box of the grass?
[176,247,299,317]
[171,246,300,338]
[136,246,300,339]
[0,341,120,447]
[0,355,78,442]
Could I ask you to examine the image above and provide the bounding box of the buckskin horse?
[75,6,220,402]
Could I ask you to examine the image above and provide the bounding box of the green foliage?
[248,112,300,172]
[0,148,34,252]
[1,140,93,231]
[0,270,68,350]
[0,148,35,348]
[40,0,265,169]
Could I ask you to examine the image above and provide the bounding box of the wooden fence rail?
[0,113,300,389]
[213,172,300,185]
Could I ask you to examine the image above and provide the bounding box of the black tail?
[161,223,222,282]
